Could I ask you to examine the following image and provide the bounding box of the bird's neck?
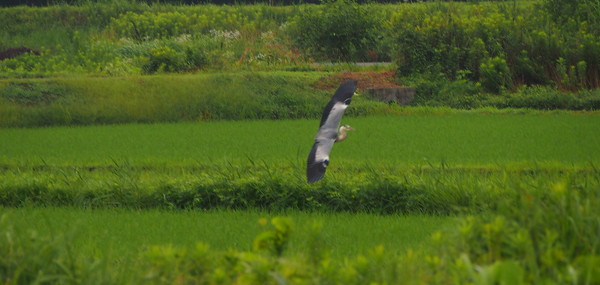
[335,129,348,142]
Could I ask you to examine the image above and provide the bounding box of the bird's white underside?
[321,103,348,131]
[313,102,348,164]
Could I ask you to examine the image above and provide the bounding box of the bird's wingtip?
[306,160,327,183]
[307,175,323,183]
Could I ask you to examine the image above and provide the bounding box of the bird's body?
[306,80,357,183]
[335,125,354,142]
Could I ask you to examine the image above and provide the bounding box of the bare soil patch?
[312,71,402,91]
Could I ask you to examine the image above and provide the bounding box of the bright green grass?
[0,207,455,260]
[1,113,599,167]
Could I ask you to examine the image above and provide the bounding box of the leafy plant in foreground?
[454,178,600,283]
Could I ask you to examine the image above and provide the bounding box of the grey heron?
[306,79,357,183]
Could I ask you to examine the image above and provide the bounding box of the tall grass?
[0,72,332,127]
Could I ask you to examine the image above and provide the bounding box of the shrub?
[455,178,600,283]
[139,42,208,74]
[110,11,201,41]
[142,46,180,73]
[506,86,600,110]
[388,2,600,91]
[479,56,512,94]
[289,0,380,61]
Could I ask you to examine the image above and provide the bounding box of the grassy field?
[0,207,454,259]
[2,113,599,167]
[1,112,598,211]
[1,112,599,284]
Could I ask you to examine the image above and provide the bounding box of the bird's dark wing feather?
[318,80,357,127]
[306,142,329,183]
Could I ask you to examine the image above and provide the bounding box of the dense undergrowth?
[0,164,596,214]
[1,0,599,90]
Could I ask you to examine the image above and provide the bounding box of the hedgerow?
[1,164,596,216]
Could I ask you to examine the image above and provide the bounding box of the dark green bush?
[143,46,183,73]
[479,56,512,94]
[140,42,209,74]
[505,85,599,110]
[290,0,381,61]
[388,1,600,91]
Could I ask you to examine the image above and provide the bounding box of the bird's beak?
[348,126,355,130]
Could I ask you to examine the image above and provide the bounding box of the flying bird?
[306,80,357,183]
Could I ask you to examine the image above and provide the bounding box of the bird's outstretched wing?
[306,80,357,183]
[306,139,334,183]
[318,80,357,128]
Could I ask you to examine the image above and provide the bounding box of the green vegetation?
[0,72,334,127]
[1,0,599,125]
[1,0,599,90]
[0,208,453,259]
[2,114,599,167]
[289,0,382,61]
[1,176,599,283]
[1,115,598,213]
[1,0,599,283]
[1,115,599,283]
[1,74,600,128]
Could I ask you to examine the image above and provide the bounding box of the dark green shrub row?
[1,165,596,215]
[0,171,455,214]
[288,0,384,62]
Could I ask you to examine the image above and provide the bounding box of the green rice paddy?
[0,207,454,259]
[2,113,598,167]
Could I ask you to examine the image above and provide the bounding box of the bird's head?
[335,125,354,142]
[339,125,354,132]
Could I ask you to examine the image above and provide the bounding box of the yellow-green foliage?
[1,1,598,91]
[2,73,600,128]
[0,72,331,127]
[108,5,289,40]
[386,1,600,90]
